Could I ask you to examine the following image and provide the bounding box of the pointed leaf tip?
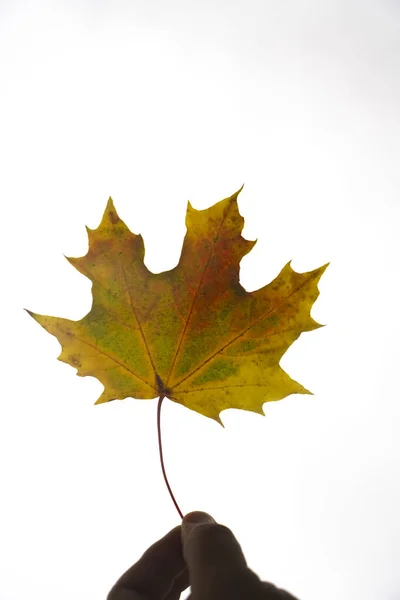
[321,262,330,273]
[236,183,244,196]
[214,413,225,427]
[100,196,122,228]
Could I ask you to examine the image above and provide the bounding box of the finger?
[261,581,300,599]
[107,525,189,600]
[182,511,262,599]
[165,568,190,600]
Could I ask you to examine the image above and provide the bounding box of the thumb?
[181,511,255,598]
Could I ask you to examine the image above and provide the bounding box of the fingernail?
[182,511,216,539]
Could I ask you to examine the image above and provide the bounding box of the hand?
[107,511,299,600]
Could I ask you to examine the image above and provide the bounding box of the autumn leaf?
[26,187,327,424]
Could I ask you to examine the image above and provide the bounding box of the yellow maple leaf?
[27,187,327,425]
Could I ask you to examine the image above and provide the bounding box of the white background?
[1,1,399,599]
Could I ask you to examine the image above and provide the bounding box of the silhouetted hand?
[107,511,299,600]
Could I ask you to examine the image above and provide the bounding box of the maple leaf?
[27,187,327,425]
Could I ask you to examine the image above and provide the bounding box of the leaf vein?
[173,270,319,389]
[165,199,234,386]
[58,327,156,391]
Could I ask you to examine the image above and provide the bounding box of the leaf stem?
[157,396,184,520]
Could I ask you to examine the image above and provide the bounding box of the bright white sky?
[1,1,399,599]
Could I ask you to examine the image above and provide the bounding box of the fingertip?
[182,512,216,543]
[183,510,216,522]
[182,520,248,584]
